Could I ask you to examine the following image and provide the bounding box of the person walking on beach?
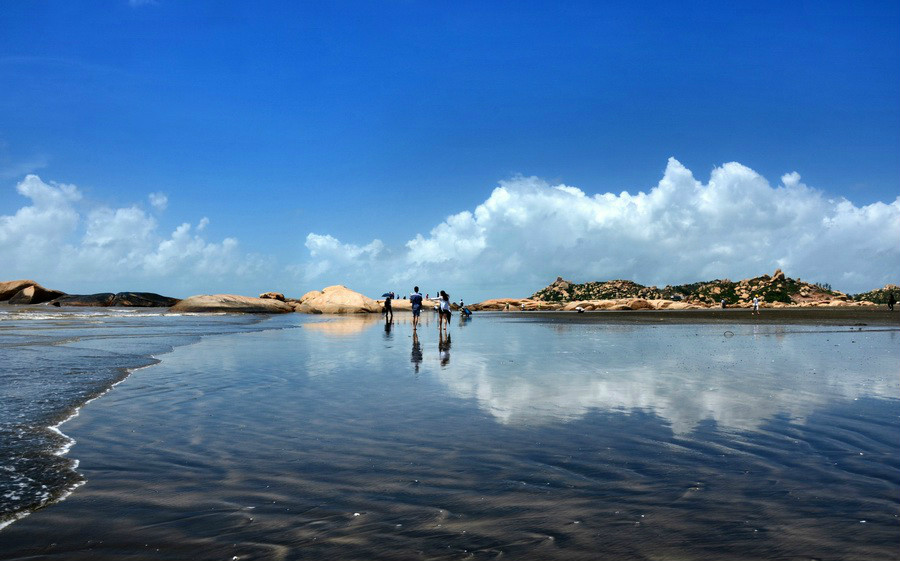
[752,295,760,315]
[383,291,394,321]
[410,286,423,330]
[438,290,451,331]
[888,292,896,311]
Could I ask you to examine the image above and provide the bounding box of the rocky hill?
[531,269,852,305]
[851,284,899,304]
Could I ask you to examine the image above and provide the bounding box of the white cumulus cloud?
[1,174,269,295]
[298,159,900,297]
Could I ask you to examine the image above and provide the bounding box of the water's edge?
[0,311,293,531]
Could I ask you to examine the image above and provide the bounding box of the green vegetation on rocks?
[531,269,856,305]
[851,285,899,304]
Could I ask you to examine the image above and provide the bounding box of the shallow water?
[0,306,274,530]
[1,311,898,560]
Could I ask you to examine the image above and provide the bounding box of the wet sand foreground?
[1,310,898,560]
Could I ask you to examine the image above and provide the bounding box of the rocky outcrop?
[51,293,116,307]
[470,298,563,311]
[532,277,659,302]
[49,292,179,307]
[111,292,180,307]
[1,280,66,304]
[7,284,66,305]
[530,268,869,308]
[170,294,294,313]
[259,292,286,301]
[851,284,899,305]
[1,280,40,301]
[299,290,323,302]
[295,285,380,314]
[626,298,654,310]
[557,298,708,311]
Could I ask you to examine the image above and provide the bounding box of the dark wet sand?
[508,307,900,326]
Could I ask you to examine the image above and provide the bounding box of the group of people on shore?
[383,286,455,331]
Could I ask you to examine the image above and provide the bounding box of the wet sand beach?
[1,310,898,560]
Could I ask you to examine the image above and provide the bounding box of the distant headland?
[1,270,897,314]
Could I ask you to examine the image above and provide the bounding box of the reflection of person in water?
[411,331,423,373]
[384,314,393,338]
[439,331,451,366]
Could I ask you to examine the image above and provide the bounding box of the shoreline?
[0,309,290,533]
[487,307,900,325]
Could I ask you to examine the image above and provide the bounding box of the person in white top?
[438,290,451,331]
[752,296,760,315]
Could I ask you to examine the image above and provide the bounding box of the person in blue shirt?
[409,286,424,331]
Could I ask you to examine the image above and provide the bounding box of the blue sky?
[1,1,898,299]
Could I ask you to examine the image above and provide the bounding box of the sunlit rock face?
[296,285,381,314]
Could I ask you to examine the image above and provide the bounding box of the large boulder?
[1,280,40,301]
[8,284,66,304]
[299,290,323,302]
[289,301,323,314]
[259,292,286,301]
[111,292,180,307]
[170,294,294,314]
[626,298,654,310]
[51,293,116,307]
[298,285,381,314]
[471,298,522,311]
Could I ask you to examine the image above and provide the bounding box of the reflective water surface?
[1,312,897,560]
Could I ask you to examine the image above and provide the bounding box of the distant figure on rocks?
[410,286,424,330]
[721,298,726,309]
[752,296,760,315]
[889,292,896,311]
